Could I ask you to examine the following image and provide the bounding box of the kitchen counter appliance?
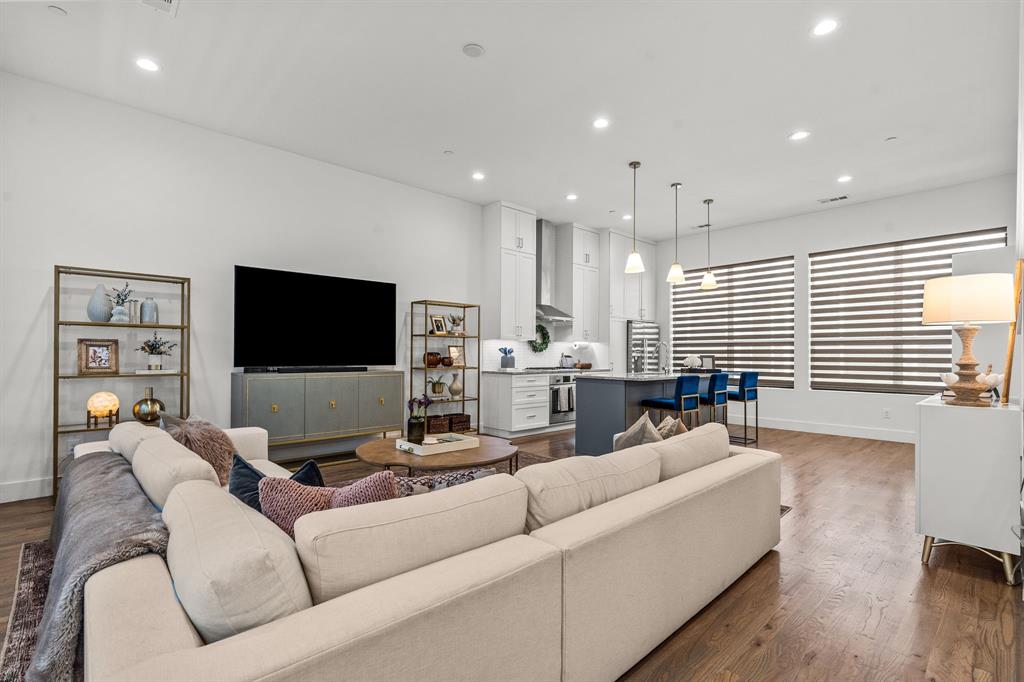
[550,374,576,424]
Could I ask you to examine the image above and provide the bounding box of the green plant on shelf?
[136,331,177,356]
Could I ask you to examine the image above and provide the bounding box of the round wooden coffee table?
[355,435,519,476]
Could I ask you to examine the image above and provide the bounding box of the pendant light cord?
[705,199,712,271]
[632,165,638,251]
[674,185,679,261]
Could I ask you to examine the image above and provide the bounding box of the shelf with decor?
[52,265,190,498]
[408,300,481,442]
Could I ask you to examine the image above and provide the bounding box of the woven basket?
[426,415,450,434]
[449,413,472,432]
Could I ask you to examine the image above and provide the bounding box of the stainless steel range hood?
[535,219,574,324]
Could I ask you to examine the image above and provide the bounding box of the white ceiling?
[1,1,1018,239]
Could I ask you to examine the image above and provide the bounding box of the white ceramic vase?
[449,373,464,397]
[86,284,112,322]
[148,354,163,370]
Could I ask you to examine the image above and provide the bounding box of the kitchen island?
[575,373,711,455]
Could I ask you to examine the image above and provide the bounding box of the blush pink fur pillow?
[258,471,399,536]
[163,418,234,486]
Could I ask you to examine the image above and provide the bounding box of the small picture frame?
[448,345,465,367]
[429,315,448,335]
[700,354,715,370]
[77,339,119,375]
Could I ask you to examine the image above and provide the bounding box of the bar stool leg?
[743,400,748,444]
[755,399,759,445]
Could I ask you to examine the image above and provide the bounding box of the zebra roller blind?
[671,256,795,388]
[809,227,1007,394]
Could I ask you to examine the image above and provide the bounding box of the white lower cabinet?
[482,374,550,436]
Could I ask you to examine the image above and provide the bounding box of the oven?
[549,374,576,424]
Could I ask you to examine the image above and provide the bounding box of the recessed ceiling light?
[442,150,454,156]
[788,130,811,141]
[566,194,578,201]
[47,5,68,16]
[593,117,610,129]
[471,171,485,181]
[812,19,839,36]
[462,43,485,58]
[885,136,899,143]
[136,57,160,72]
[837,175,852,183]
[622,214,632,221]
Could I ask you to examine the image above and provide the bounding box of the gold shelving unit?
[52,265,191,497]
[409,300,480,434]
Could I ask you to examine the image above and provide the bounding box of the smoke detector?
[817,195,849,204]
[140,0,179,18]
[462,43,485,58]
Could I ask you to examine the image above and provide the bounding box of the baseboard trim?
[0,477,51,503]
[727,415,915,443]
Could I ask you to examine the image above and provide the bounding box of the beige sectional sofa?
[77,421,780,682]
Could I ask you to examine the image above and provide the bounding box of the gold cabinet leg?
[1000,552,1017,585]
[921,536,935,564]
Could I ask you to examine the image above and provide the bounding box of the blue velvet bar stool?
[640,375,701,429]
[728,371,759,445]
[699,372,729,426]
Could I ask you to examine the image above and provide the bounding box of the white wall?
[0,73,483,501]
[655,175,1018,443]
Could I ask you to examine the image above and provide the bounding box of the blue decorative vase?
[86,284,112,322]
[501,355,515,369]
[140,297,159,324]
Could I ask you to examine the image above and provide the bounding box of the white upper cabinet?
[500,204,537,254]
[638,240,658,321]
[555,223,603,342]
[606,230,655,321]
[483,202,538,340]
[572,226,600,266]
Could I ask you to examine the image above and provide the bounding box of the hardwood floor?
[0,428,1019,680]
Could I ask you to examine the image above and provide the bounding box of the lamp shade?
[87,391,119,416]
[666,262,686,284]
[624,250,646,274]
[921,273,1015,325]
[700,270,718,290]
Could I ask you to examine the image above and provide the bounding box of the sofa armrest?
[728,445,781,459]
[84,554,202,682]
[105,535,562,682]
[224,427,269,461]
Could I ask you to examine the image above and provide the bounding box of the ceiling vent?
[817,195,849,204]
[140,0,179,17]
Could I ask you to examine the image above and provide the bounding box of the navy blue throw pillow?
[228,454,324,512]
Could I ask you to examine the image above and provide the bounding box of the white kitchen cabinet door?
[639,241,658,320]
[500,206,519,252]
[516,252,536,340]
[517,211,537,254]
[572,227,599,266]
[499,249,519,338]
[572,264,585,339]
[583,265,600,340]
[608,231,635,319]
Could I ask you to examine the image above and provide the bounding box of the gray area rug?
[0,542,52,682]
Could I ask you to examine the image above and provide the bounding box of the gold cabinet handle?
[271,403,279,413]
[379,397,385,406]
[329,400,336,409]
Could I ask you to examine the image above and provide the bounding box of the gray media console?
[231,370,404,454]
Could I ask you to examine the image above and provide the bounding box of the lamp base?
[948,325,990,407]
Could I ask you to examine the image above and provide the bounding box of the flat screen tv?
[233,266,396,368]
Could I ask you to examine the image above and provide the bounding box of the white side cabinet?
[483,201,537,341]
[555,224,602,342]
[916,395,1022,584]
[481,373,550,437]
[605,230,655,321]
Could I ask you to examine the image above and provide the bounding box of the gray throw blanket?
[26,452,168,682]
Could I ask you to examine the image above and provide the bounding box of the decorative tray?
[396,433,480,456]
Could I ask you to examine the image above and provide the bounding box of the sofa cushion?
[293,473,528,604]
[162,480,312,644]
[651,422,730,481]
[656,416,686,439]
[514,445,661,531]
[132,437,218,509]
[258,472,398,536]
[162,417,235,486]
[224,427,269,462]
[228,454,323,512]
[612,412,661,451]
[108,422,171,463]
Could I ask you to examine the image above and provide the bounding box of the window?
[809,227,1007,394]
[671,256,795,388]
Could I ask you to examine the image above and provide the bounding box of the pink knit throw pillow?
[258,471,398,536]
[164,418,233,486]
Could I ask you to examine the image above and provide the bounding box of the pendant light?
[624,161,645,273]
[666,182,686,283]
[700,198,718,290]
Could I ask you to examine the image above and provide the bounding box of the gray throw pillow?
[657,416,686,439]
[613,412,663,451]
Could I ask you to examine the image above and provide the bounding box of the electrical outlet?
[882,408,891,420]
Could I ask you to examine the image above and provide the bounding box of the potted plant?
[499,346,515,369]
[107,282,137,324]
[136,331,177,371]
[426,377,447,396]
[406,393,433,444]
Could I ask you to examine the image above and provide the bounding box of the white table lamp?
[922,273,1015,406]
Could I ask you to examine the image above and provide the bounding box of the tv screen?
[233,266,396,368]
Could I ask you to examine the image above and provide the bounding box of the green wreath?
[528,323,550,353]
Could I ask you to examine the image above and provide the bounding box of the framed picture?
[77,339,119,375]
[700,354,715,370]
[448,345,465,367]
[429,315,448,335]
